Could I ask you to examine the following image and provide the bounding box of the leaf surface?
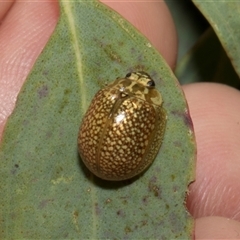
[0,1,195,239]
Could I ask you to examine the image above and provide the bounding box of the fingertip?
[195,217,240,239]
[0,1,59,139]
[183,83,240,221]
[0,0,14,22]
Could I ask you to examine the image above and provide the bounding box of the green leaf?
[176,27,240,87]
[0,1,196,239]
[166,0,209,61]
[192,0,240,79]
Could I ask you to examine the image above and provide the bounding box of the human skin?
[1,1,240,238]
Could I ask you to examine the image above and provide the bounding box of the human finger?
[183,83,240,221]
[195,216,240,239]
[0,1,59,138]
[0,0,14,21]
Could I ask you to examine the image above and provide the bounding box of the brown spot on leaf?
[171,109,194,133]
[105,198,112,204]
[142,196,149,205]
[103,44,122,63]
[38,199,54,209]
[125,226,132,234]
[11,164,20,175]
[38,85,48,99]
[119,196,128,205]
[64,89,71,95]
[140,220,147,227]
[10,212,16,220]
[116,209,125,217]
[153,185,161,197]
[173,141,182,147]
[148,176,161,198]
[73,211,79,217]
[95,203,100,215]
[184,110,194,132]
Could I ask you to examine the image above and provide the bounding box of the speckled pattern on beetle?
[78,72,166,181]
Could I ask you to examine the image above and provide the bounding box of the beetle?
[78,72,166,181]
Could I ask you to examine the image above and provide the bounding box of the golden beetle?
[78,72,166,181]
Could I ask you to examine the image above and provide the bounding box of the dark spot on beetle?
[125,72,131,78]
[132,83,145,93]
[38,85,48,99]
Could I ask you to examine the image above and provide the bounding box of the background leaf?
[0,0,195,239]
[176,27,240,87]
[193,0,240,76]
[167,0,240,87]
[192,0,240,80]
[166,0,209,62]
